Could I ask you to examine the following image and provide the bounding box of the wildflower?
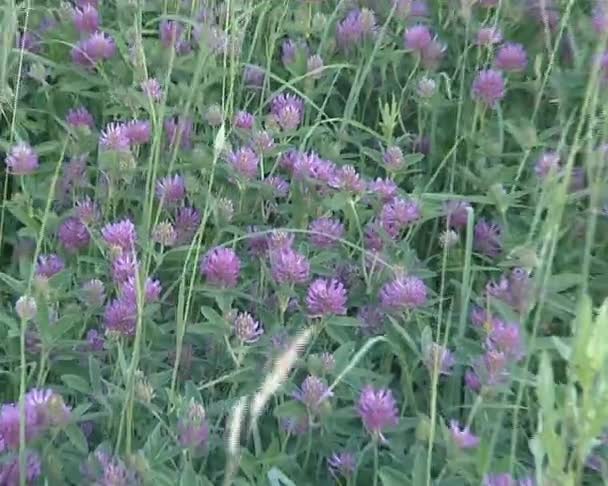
[476,27,503,46]
[0,450,42,485]
[164,116,194,150]
[85,329,105,351]
[306,278,348,317]
[420,38,445,70]
[215,197,234,223]
[100,122,130,152]
[156,174,186,204]
[473,219,502,258]
[71,32,116,67]
[413,135,431,155]
[534,151,560,179]
[357,305,385,336]
[380,275,428,311]
[336,8,376,50]
[321,352,336,372]
[369,178,398,203]
[227,146,259,180]
[281,39,299,66]
[327,452,356,479]
[36,254,65,278]
[104,298,137,337]
[58,217,90,252]
[444,200,472,230]
[124,120,151,145]
[204,104,223,126]
[233,311,263,343]
[268,232,294,252]
[470,306,499,330]
[487,267,531,313]
[486,321,525,361]
[404,24,432,52]
[380,197,421,237]
[330,165,366,193]
[357,385,399,439]
[270,248,310,284]
[200,247,241,287]
[174,206,201,245]
[440,230,459,248]
[309,217,345,248]
[111,252,138,284]
[178,403,209,449]
[265,175,289,198]
[4,143,39,175]
[81,279,105,308]
[233,111,255,130]
[26,388,71,429]
[293,375,332,411]
[474,349,510,388]
[472,69,505,108]
[75,197,100,225]
[279,149,301,172]
[307,54,324,79]
[72,4,99,35]
[120,277,162,305]
[141,78,163,101]
[417,77,437,98]
[152,221,177,246]
[383,145,405,169]
[449,420,480,449]
[15,296,37,321]
[16,31,41,53]
[423,342,455,375]
[244,65,265,88]
[159,20,186,49]
[66,106,95,129]
[251,131,274,156]
[494,43,528,72]
[593,4,608,35]
[270,93,304,131]
[411,0,430,17]
[465,369,482,392]
[102,219,137,252]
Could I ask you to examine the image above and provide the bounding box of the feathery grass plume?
[223,396,248,486]
[249,327,314,427]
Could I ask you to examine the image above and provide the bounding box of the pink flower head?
[383,146,405,169]
[309,217,345,248]
[104,298,137,337]
[233,311,263,343]
[423,342,455,375]
[473,218,502,258]
[141,78,163,101]
[306,278,348,317]
[270,248,310,284]
[100,122,130,152]
[449,420,480,449]
[120,277,162,305]
[293,375,332,411]
[270,93,304,131]
[233,111,255,130]
[102,219,137,253]
[72,4,100,35]
[174,206,201,245]
[476,27,503,46]
[336,8,377,50]
[444,200,472,230]
[357,385,398,439]
[156,174,186,204]
[4,143,39,175]
[200,247,241,288]
[164,116,194,150]
[75,197,100,225]
[494,43,528,72]
[252,130,275,155]
[124,120,151,145]
[534,151,560,178]
[227,146,259,180]
[369,178,398,203]
[267,231,294,252]
[404,24,432,52]
[66,106,95,130]
[72,32,116,67]
[265,175,289,197]
[111,253,138,285]
[487,321,525,361]
[36,254,65,278]
[58,217,90,252]
[244,65,265,88]
[178,403,209,449]
[380,197,421,237]
[472,69,506,108]
[330,165,366,193]
[380,275,428,311]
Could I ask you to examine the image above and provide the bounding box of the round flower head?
[72,31,116,67]
[120,277,162,305]
[164,116,194,150]
[380,275,428,311]
[267,231,294,252]
[156,174,186,204]
[102,219,137,252]
[330,165,366,193]
[449,420,480,449]
[85,329,105,351]
[438,228,459,248]
[124,120,151,145]
[36,254,65,278]
[141,78,163,101]
[380,197,421,237]
[369,178,398,203]
[233,111,255,130]
[16,31,41,53]
[306,278,348,317]
[321,352,336,372]
[174,206,201,245]
[264,175,289,198]
[58,217,90,252]
[472,69,505,108]
[494,43,528,72]
[66,106,94,130]
[100,122,130,152]
[476,27,503,46]
[81,279,106,308]
[357,385,399,439]
[473,219,502,258]
[73,4,99,35]
[404,24,432,52]
[15,296,37,321]
[294,375,332,412]
[357,305,385,336]
[159,20,185,49]
[444,200,472,230]
[178,403,209,449]
[104,298,137,337]
[270,94,304,131]
[417,76,437,98]
[270,248,310,284]
[593,4,608,35]
[335,8,376,50]
[227,146,259,180]
[383,145,405,169]
[204,104,224,126]
[25,388,71,429]
[75,197,100,225]
[200,247,241,287]
[487,321,525,361]
[307,54,324,79]
[233,311,263,343]
[152,221,177,246]
[244,65,265,88]
[5,143,39,175]
[252,130,275,155]
[111,252,138,284]
[465,369,482,392]
[423,342,455,375]
[309,217,345,248]
[327,452,356,479]
[534,151,560,178]
[281,39,299,66]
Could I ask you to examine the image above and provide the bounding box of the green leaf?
[179,462,199,486]
[64,424,88,454]
[537,352,555,418]
[267,467,297,486]
[379,467,412,486]
[61,374,90,394]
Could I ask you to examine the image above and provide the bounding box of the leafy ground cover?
[1,0,608,484]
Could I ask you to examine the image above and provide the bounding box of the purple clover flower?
[369,178,398,203]
[327,451,356,479]
[486,320,525,362]
[104,298,137,337]
[156,174,186,205]
[36,254,65,278]
[380,275,428,311]
[75,197,100,225]
[233,311,263,343]
[330,165,366,193]
[244,65,265,88]
[120,277,162,305]
[200,247,241,288]
[270,93,304,131]
[472,69,506,108]
[5,143,39,175]
[164,116,194,150]
[233,111,255,130]
[449,420,480,449]
[25,388,71,429]
[265,175,289,197]
[58,217,90,252]
[423,342,455,375]
[252,130,275,155]
[383,146,405,169]
[72,4,99,35]
[444,200,472,230]
[100,122,130,152]
[494,43,528,72]
[124,120,151,145]
[270,248,310,284]
[175,206,201,245]
[111,252,138,284]
[483,473,515,486]
[404,24,432,52]
[267,231,294,252]
[309,217,345,248]
[293,375,332,412]
[357,385,399,440]
[473,219,502,258]
[66,106,95,130]
[534,151,560,179]
[71,32,116,67]
[306,278,348,317]
[16,31,41,53]
[85,329,105,351]
[81,279,105,308]
[102,219,137,252]
[380,197,421,237]
[141,78,163,101]
[227,146,259,180]
[178,403,209,449]
[476,27,503,46]
[336,8,377,50]
[357,305,385,336]
[593,4,608,35]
